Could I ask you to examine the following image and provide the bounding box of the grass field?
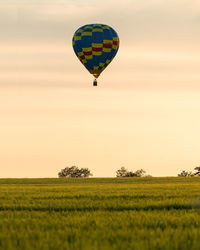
[0,177,200,250]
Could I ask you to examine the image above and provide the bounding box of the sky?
[0,0,200,177]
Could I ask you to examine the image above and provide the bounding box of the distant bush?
[193,166,200,176]
[178,166,200,177]
[116,167,146,177]
[178,170,193,177]
[58,166,92,178]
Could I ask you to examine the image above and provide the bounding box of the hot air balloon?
[72,24,119,86]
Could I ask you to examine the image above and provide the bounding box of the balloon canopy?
[72,24,119,84]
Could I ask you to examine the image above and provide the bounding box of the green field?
[0,177,200,250]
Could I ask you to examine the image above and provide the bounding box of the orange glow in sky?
[1,0,200,177]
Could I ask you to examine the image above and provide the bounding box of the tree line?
[58,165,200,178]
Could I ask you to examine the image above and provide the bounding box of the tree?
[116,167,129,177]
[116,167,146,177]
[178,170,193,177]
[134,169,146,177]
[58,166,92,178]
[78,168,92,177]
[193,166,200,176]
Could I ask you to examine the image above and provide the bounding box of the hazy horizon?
[1,0,200,177]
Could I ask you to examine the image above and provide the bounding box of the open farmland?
[0,177,200,250]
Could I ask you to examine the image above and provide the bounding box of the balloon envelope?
[72,24,119,79]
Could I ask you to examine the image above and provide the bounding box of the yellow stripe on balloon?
[103,48,112,52]
[112,45,118,50]
[102,26,110,30]
[93,51,102,56]
[82,32,92,36]
[78,51,84,56]
[82,47,92,52]
[85,55,93,60]
[84,26,93,29]
[92,43,103,48]
[113,37,119,41]
[99,62,105,67]
[82,59,87,64]
[92,28,103,32]
[103,40,112,44]
[75,36,81,41]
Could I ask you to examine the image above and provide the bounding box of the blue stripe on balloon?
[91,32,103,44]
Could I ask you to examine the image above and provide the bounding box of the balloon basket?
[93,79,97,86]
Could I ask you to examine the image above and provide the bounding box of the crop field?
[0,177,200,250]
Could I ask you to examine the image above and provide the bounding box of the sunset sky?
[1,0,200,177]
